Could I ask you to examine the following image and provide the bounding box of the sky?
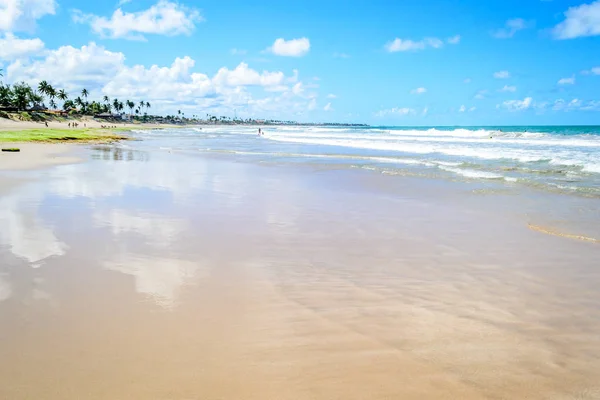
[1,0,600,125]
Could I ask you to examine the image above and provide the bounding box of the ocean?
[129,125,600,198]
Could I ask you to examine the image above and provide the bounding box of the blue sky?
[2,0,600,125]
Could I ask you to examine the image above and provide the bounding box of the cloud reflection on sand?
[0,191,67,267]
[93,209,186,247]
[0,274,11,302]
[104,256,202,309]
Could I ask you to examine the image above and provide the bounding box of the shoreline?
[0,139,599,399]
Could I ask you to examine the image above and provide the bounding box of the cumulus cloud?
[558,76,575,84]
[6,41,316,118]
[553,0,600,39]
[268,37,310,57]
[494,70,510,79]
[492,18,529,38]
[72,0,203,40]
[499,97,533,111]
[385,35,460,52]
[499,85,517,92]
[0,33,44,60]
[410,87,427,94]
[0,0,56,32]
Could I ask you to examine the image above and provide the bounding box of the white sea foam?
[439,166,504,179]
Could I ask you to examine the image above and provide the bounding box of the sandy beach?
[0,136,599,400]
[0,115,167,131]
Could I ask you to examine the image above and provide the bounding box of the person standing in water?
[258,128,262,136]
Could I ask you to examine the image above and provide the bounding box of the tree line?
[0,70,150,117]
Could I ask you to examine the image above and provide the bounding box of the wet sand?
[1,145,600,399]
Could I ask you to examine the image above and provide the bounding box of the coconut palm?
[38,81,49,96]
[113,98,120,113]
[103,95,110,104]
[57,89,68,101]
[81,88,89,100]
[138,100,145,114]
[126,100,135,116]
[49,99,57,109]
[75,96,84,110]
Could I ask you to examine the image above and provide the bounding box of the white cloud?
[499,97,533,111]
[268,37,310,57]
[7,42,126,90]
[0,0,56,32]
[463,78,471,84]
[323,102,332,111]
[492,18,529,38]
[375,107,416,117]
[553,0,600,39]
[558,76,575,85]
[117,0,132,5]
[230,48,247,55]
[213,62,285,88]
[410,87,427,94]
[0,33,44,60]
[326,93,336,98]
[73,0,203,40]
[385,36,454,52]
[6,42,315,118]
[499,85,517,92]
[422,107,428,116]
[474,90,487,99]
[447,35,461,44]
[581,66,600,75]
[457,105,476,113]
[494,70,510,79]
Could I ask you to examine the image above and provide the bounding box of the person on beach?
[258,128,262,136]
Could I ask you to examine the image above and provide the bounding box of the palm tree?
[47,86,56,102]
[138,100,145,114]
[118,101,124,113]
[57,89,68,101]
[81,88,89,100]
[49,99,57,109]
[113,98,120,114]
[75,96,84,110]
[126,100,135,117]
[103,95,110,104]
[38,81,49,96]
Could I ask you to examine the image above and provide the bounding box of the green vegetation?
[1,148,20,152]
[0,128,130,143]
[0,80,151,119]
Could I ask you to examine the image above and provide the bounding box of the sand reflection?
[0,190,67,267]
[104,256,202,309]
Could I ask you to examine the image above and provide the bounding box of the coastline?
[1,128,600,399]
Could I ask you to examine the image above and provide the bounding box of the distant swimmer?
[258,128,261,136]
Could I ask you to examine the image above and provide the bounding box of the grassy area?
[0,128,130,143]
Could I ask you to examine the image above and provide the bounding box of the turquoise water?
[129,125,600,197]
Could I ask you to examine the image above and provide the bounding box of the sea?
[129,125,600,198]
